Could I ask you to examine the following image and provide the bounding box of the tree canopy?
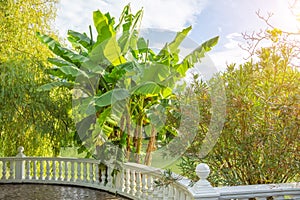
[0,0,73,156]
[180,27,300,186]
[37,4,219,167]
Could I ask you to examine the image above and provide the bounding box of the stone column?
[189,163,220,200]
[15,146,26,180]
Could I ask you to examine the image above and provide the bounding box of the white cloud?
[224,32,242,49]
[55,0,209,37]
[209,32,248,71]
[210,49,248,71]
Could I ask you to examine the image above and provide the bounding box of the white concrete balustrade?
[0,147,300,200]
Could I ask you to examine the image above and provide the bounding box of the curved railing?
[0,147,194,200]
[216,182,300,200]
[1,147,300,200]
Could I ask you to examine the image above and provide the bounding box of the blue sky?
[55,0,299,71]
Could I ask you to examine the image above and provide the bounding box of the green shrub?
[180,33,300,186]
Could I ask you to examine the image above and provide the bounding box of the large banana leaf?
[158,26,192,57]
[93,10,115,44]
[177,36,219,76]
[90,10,126,66]
[37,81,74,91]
[131,81,162,96]
[67,30,94,52]
[118,9,143,54]
[94,88,130,107]
[37,32,89,66]
[139,63,170,83]
[48,58,90,81]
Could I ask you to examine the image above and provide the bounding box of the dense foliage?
[37,4,219,166]
[180,29,300,186]
[0,0,73,156]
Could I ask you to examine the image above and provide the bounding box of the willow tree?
[0,0,73,156]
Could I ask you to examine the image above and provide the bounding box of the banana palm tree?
[37,4,219,166]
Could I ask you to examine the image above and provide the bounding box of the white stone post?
[15,146,26,180]
[189,163,220,200]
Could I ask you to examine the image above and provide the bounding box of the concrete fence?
[0,147,299,200]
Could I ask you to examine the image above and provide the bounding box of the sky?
[55,0,299,71]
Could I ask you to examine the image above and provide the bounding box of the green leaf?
[67,30,94,51]
[59,66,89,79]
[48,58,74,67]
[115,4,130,31]
[46,68,67,79]
[140,63,170,83]
[146,104,166,129]
[177,36,219,76]
[94,88,130,107]
[131,81,161,95]
[118,8,143,53]
[93,10,115,44]
[158,26,192,57]
[37,32,89,66]
[37,81,74,91]
[104,37,126,66]
[89,36,126,66]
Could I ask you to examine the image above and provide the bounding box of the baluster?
[9,160,14,179]
[70,161,75,182]
[135,170,142,198]
[33,160,37,180]
[167,185,174,200]
[52,160,56,181]
[157,186,164,200]
[58,161,63,181]
[100,166,106,187]
[174,187,180,200]
[2,161,7,180]
[106,166,112,188]
[152,184,159,200]
[141,174,148,199]
[46,160,50,180]
[130,169,136,196]
[83,162,87,182]
[186,194,193,200]
[64,161,69,181]
[95,164,99,184]
[163,185,169,199]
[118,168,125,192]
[46,160,51,180]
[89,163,93,183]
[26,160,31,180]
[76,161,81,182]
[147,174,154,199]
[125,168,131,194]
[39,160,44,180]
[179,191,185,200]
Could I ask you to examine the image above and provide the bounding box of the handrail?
[216,182,300,200]
[1,147,300,200]
[122,162,194,200]
[0,147,194,200]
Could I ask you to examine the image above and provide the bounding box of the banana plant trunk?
[144,125,156,166]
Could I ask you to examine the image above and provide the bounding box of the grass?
[59,146,182,174]
[59,147,87,158]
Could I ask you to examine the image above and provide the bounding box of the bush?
[180,34,300,186]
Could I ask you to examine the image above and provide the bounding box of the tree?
[0,0,73,156]
[37,4,219,167]
[179,27,300,186]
